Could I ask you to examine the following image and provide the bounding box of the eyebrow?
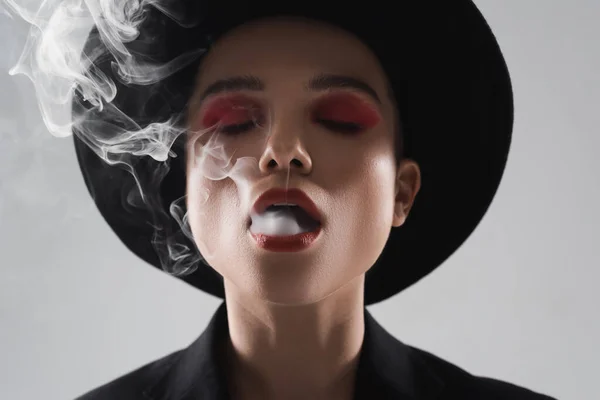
[197,73,382,104]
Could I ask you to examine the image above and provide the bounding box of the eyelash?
[218,119,364,135]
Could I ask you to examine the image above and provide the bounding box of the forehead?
[197,17,389,91]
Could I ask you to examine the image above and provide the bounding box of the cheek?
[185,179,209,238]
[330,148,397,232]
[185,178,241,241]
[321,126,396,184]
[344,158,397,258]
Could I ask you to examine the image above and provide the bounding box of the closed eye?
[217,119,364,135]
[218,121,256,134]
[315,119,364,133]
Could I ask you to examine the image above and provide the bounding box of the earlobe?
[392,184,409,227]
[392,209,406,228]
[392,159,421,228]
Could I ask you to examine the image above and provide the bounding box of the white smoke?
[2,0,284,277]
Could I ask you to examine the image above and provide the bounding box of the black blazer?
[76,302,557,399]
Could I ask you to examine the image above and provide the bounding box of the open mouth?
[247,204,321,234]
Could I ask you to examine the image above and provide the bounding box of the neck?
[222,275,366,400]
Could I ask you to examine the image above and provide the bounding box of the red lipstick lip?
[251,188,322,224]
[250,226,322,252]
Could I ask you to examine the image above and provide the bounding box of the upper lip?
[251,188,322,224]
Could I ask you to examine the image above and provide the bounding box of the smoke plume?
[3,0,280,276]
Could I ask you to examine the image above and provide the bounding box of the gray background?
[1,1,598,399]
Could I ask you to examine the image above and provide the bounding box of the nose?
[258,125,312,175]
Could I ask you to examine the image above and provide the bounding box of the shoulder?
[408,346,558,400]
[74,350,182,400]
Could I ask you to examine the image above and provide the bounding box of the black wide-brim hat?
[72,0,513,306]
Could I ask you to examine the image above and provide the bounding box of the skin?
[185,16,421,400]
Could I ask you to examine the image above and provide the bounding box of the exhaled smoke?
[3,0,286,277]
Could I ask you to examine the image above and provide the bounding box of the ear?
[392,159,421,228]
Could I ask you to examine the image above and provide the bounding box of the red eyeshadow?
[314,93,381,128]
[200,95,260,128]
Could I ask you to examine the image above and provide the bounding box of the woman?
[72,1,557,399]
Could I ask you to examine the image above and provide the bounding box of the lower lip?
[249,225,322,252]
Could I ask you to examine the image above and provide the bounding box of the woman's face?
[186,17,420,305]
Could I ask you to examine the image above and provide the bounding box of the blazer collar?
[144,302,445,400]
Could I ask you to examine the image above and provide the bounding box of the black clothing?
[76,302,557,400]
